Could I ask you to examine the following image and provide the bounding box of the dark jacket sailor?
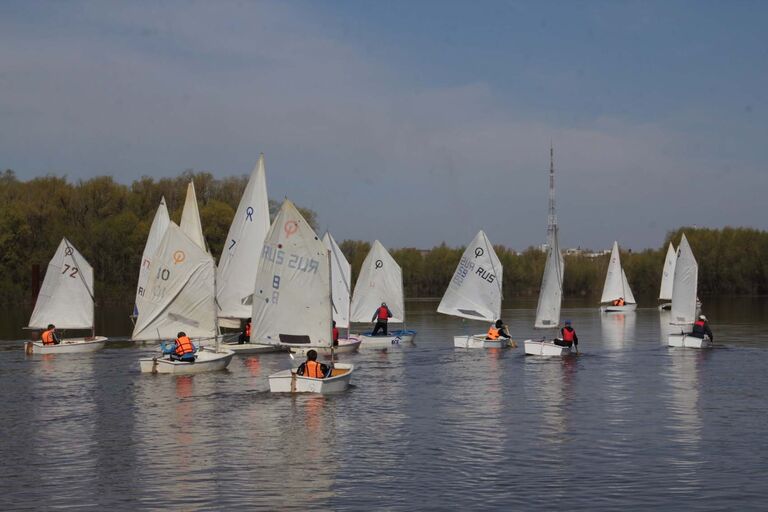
[297,350,330,379]
[371,302,393,336]
[162,331,197,362]
[486,319,511,340]
[555,320,578,348]
[691,315,714,341]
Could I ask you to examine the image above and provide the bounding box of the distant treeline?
[1,170,767,305]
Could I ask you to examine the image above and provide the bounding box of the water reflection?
[662,349,706,493]
[601,313,636,349]
[523,356,576,442]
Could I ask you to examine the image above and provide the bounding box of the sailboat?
[658,242,676,310]
[25,238,108,354]
[216,155,281,354]
[599,241,637,312]
[668,234,711,348]
[525,232,570,356]
[179,180,207,252]
[251,200,354,393]
[349,240,417,348]
[438,230,509,349]
[133,197,170,319]
[524,147,571,355]
[291,232,362,356]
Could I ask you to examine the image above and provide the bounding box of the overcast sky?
[1,1,766,250]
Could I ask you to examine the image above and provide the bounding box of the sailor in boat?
[161,332,197,363]
[690,315,714,342]
[612,297,626,307]
[238,318,252,344]
[41,324,61,345]
[332,321,339,347]
[554,320,579,349]
[371,302,393,336]
[297,350,331,378]
[486,319,511,341]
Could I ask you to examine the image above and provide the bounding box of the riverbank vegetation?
[1,170,766,305]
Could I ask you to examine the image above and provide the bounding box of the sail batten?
[349,241,404,323]
[29,238,95,330]
[217,155,270,319]
[438,230,502,322]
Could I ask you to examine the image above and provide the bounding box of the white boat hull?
[289,337,362,356]
[224,342,283,355]
[658,303,672,311]
[269,363,354,393]
[139,347,235,374]
[668,333,712,349]
[453,334,512,349]
[391,330,416,343]
[524,339,572,356]
[357,331,415,349]
[601,304,638,313]
[25,336,108,355]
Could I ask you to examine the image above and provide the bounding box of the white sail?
[349,240,404,323]
[600,241,634,304]
[621,268,637,304]
[132,222,217,341]
[659,242,677,301]
[251,200,332,347]
[134,197,170,317]
[670,234,698,325]
[29,238,94,329]
[323,232,352,329]
[216,155,270,319]
[179,180,207,251]
[534,228,564,328]
[437,230,502,322]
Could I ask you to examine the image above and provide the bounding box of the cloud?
[0,1,765,250]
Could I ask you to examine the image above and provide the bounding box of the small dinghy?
[437,230,510,349]
[349,240,416,349]
[251,201,354,393]
[139,345,235,374]
[290,336,362,356]
[600,241,637,312]
[667,234,712,348]
[134,220,234,373]
[224,341,284,354]
[524,225,570,356]
[24,238,108,355]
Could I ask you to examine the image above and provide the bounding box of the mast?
[546,143,557,248]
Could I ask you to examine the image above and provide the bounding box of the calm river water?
[1,297,767,511]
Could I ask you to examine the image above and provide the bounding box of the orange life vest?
[41,329,56,345]
[377,306,389,321]
[245,322,251,337]
[618,298,625,306]
[487,327,500,340]
[175,336,195,356]
[562,327,575,342]
[305,360,325,379]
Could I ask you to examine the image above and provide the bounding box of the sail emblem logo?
[375,260,383,269]
[284,221,299,238]
[64,247,73,256]
[173,251,186,264]
[474,247,484,258]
